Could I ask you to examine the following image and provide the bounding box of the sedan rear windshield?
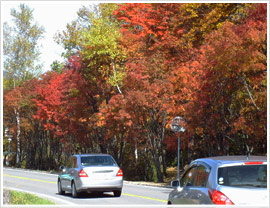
[81,156,117,167]
[218,164,267,188]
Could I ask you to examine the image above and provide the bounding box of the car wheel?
[113,190,121,197]
[71,182,78,198]
[57,179,65,195]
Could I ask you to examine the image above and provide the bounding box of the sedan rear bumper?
[79,187,122,193]
[77,177,123,192]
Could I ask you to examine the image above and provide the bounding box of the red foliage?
[33,69,91,143]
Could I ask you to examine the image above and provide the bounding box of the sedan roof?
[74,154,112,157]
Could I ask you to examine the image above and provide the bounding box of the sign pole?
[171,116,185,181]
[177,136,180,180]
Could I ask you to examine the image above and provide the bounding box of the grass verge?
[10,190,55,205]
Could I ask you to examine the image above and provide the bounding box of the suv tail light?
[116,169,123,177]
[78,169,88,177]
[208,189,234,205]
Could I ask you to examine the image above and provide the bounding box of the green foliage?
[56,4,126,92]
[81,4,122,60]
[3,4,45,89]
[80,4,126,92]
[108,69,125,88]
[10,190,55,205]
[54,20,82,59]
[50,60,64,74]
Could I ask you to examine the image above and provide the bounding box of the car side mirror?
[171,180,180,188]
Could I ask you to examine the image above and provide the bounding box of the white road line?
[3,167,58,176]
[4,187,76,205]
[124,182,172,190]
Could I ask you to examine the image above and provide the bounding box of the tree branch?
[242,77,261,111]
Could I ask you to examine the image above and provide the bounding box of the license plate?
[93,173,110,180]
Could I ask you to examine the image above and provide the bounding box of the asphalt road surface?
[3,168,172,207]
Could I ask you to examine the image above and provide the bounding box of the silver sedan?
[168,155,267,205]
[57,154,123,198]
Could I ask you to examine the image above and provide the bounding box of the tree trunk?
[148,134,164,182]
[15,109,21,166]
[118,141,125,167]
[150,149,164,182]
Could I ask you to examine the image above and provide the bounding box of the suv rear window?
[81,156,117,167]
[218,165,267,188]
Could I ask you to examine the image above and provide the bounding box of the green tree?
[3,4,45,89]
[80,4,126,94]
[55,4,126,94]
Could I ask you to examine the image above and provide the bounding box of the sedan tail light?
[208,189,234,205]
[78,169,88,177]
[116,168,123,177]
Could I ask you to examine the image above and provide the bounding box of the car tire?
[57,179,65,195]
[113,190,121,197]
[71,182,78,198]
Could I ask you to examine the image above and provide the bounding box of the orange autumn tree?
[186,3,267,157]
[111,3,185,182]
[110,3,252,181]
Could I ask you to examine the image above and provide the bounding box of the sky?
[1,1,98,73]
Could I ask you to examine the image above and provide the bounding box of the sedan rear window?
[81,156,117,167]
[218,164,267,188]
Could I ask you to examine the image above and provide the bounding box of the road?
[3,168,172,206]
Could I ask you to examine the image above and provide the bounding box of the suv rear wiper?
[233,184,266,188]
